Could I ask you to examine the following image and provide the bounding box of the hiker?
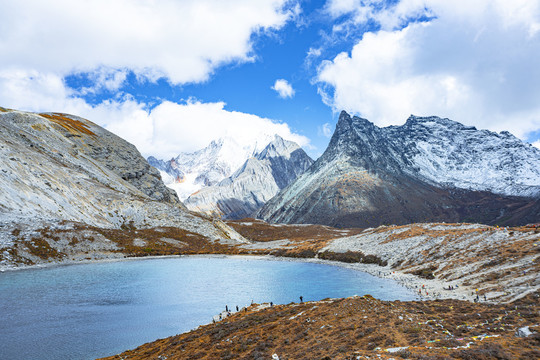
[270,302,273,307]
[225,305,228,312]
[300,296,303,303]
[236,305,239,312]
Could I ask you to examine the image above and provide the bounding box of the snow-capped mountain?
[257,111,540,228]
[147,156,185,185]
[184,135,313,219]
[392,115,540,198]
[149,136,276,200]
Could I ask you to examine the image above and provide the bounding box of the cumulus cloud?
[77,68,129,95]
[272,79,296,98]
[139,100,310,159]
[317,0,540,139]
[0,71,309,159]
[0,0,296,85]
[0,1,311,159]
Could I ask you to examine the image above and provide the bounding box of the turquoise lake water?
[0,256,418,359]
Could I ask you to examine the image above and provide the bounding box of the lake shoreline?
[0,255,419,360]
[0,252,472,303]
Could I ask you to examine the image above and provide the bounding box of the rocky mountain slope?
[258,111,540,228]
[184,135,313,219]
[394,115,540,198]
[0,107,243,241]
[148,136,276,200]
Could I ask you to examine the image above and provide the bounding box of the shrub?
[456,343,511,360]
[318,250,387,266]
[409,265,437,279]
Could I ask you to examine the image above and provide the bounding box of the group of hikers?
[214,296,305,323]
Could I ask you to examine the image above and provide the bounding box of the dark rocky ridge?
[257,111,540,228]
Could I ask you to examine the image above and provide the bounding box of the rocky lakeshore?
[2,220,538,304]
[3,218,538,359]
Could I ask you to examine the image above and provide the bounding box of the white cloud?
[137,100,310,159]
[0,1,309,160]
[318,0,540,138]
[533,140,540,150]
[0,71,309,159]
[78,68,129,95]
[271,79,296,98]
[318,122,333,138]
[307,47,322,58]
[0,0,296,85]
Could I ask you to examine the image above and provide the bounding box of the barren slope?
[0,107,245,244]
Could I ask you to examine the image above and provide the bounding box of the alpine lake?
[0,256,418,359]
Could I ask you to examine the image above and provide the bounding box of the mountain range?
[149,135,313,219]
[148,136,276,200]
[184,135,313,219]
[257,111,540,228]
[4,106,538,234]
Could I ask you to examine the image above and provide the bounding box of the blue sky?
[1,0,540,159]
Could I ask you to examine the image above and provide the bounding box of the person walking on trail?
[300,296,303,303]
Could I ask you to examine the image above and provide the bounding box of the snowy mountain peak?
[184,136,313,219]
[335,111,374,132]
[149,134,305,201]
[330,111,540,198]
[257,110,540,228]
[404,115,479,133]
[256,135,301,161]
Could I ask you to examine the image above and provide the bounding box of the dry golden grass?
[39,113,96,136]
[226,218,363,243]
[101,291,540,360]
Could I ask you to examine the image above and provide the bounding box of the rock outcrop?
[257,111,540,228]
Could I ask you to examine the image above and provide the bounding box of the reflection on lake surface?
[0,256,418,360]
